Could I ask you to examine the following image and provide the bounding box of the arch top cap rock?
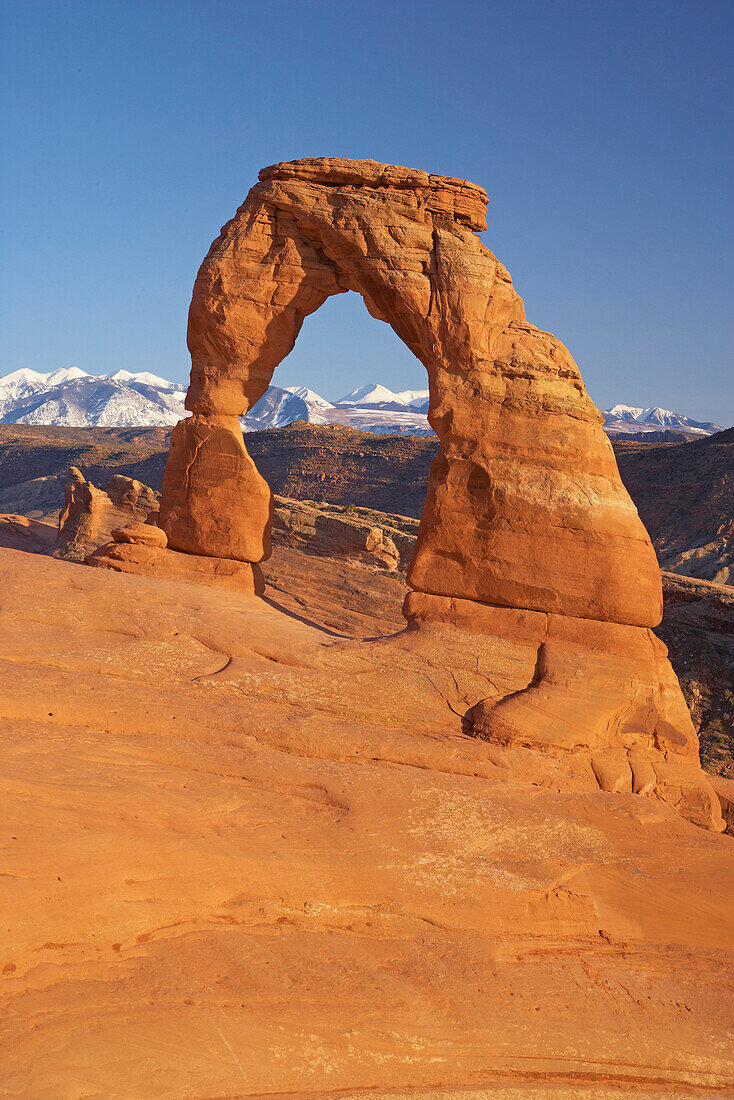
[258,157,489,231]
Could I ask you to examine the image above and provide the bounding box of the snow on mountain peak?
[0,368,48,387]
[639,407,682,426]
[396,388,429,404]
[284,386,334,409]
[46,367,90,385]
[602,402,723,435]
[106,369,183,389]
[336,382,404,406]
[0,366,187,427]
[604,404,644,422]
[0,370,724,437]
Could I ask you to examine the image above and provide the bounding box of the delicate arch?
[160,158,662,628]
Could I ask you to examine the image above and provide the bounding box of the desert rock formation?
[273,495,411,571]
[157,157,720,829]
[616,427,734,586]
[54,466,112,561]
[54,466,162,561]
[164,158,661,626]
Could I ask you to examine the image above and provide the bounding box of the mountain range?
[0,368,724,438]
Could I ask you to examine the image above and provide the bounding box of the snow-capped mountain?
[0,368,724,438]
[242,386,334,429]
[284,386,335,411]
[0,368,186,427]
[336,382,430,414]
[602,405,722,436]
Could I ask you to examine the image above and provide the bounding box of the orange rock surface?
[160,413,272,562]
[1,545,733,1097]
[54,466,162,561]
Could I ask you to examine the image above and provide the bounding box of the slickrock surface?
[5,488,732,786]
[86,540,264,595]
[0,512,57,553]
[1,545,733,1097]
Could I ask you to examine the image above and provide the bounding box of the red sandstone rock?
[55,468,163,562]
[159,414,272,562]
[403,590,722,830]
[711,774,734,834]
[2,546,733,1095]
[273,496,401,570]
[54,466,112,561]
[0,514,56,553]
[111,521,168,548]
[172,156,660,627]
[104,474,159,514]
[86,540,264,594]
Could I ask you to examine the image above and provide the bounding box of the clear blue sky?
[1,0,732,422]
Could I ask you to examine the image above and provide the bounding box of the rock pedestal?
[160,415,272,562]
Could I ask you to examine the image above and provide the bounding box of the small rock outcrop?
[0,514,57,553]
[105,475,160,515]
[273,496,410,571]
[54,467,111,561]
[110,522,168,548]
[55,468,163,562]
[86,490,263,594]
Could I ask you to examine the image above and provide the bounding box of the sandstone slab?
[86,540,264,595]
[1,546,732,1097]
[111,520,168,548]
[404,590,723,830]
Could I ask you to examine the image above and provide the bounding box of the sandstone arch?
[160,157,660,626]
[158,158,722,830]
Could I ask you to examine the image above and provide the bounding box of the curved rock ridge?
[158,157,720,828]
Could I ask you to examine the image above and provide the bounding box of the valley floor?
[1,545,733,1098]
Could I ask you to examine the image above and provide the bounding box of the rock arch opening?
[245,286,427,414]
[240,287,438,561]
